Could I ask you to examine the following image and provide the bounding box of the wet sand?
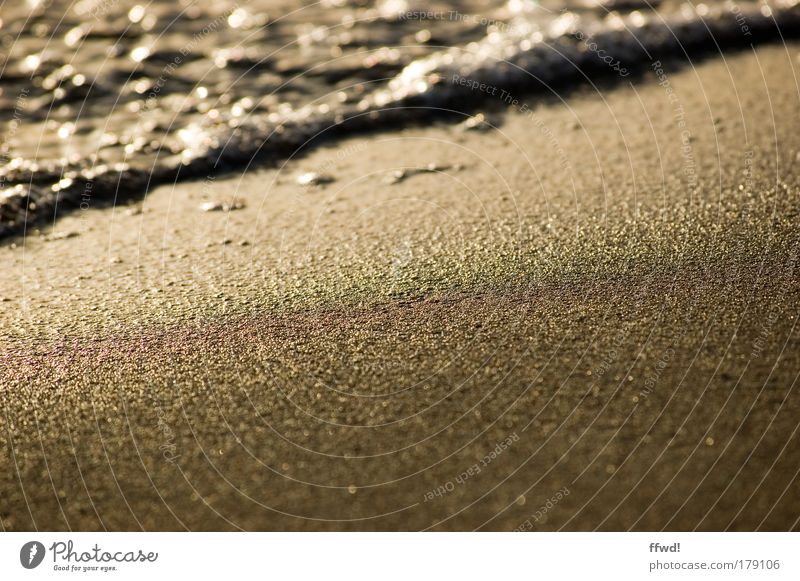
[2,44,800,530]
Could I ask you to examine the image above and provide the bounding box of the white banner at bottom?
[1,533,796,580]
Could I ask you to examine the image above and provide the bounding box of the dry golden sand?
[1,44,799,530]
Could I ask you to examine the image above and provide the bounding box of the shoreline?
[3,1,800,239]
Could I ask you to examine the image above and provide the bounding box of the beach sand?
[1,43,799,531]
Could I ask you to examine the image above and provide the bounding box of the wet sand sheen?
[1,44,800,530]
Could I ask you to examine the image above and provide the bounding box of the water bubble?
[22,54,41,72]
[64,25,89,47]
[415,29,432,43]
[128,5,145,23]
[57,123,75,139]
[130,46,151,63]
[228,8,250,29]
